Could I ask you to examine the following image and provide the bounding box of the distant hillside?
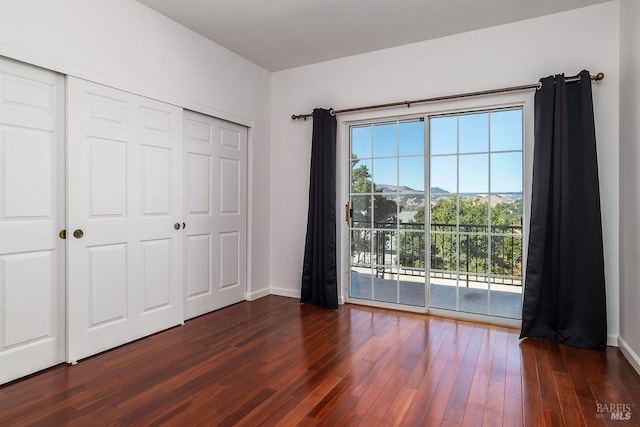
[375,184,451,210]
[376,184,522,212]
[376,184,450,194]
[372,183,520,210]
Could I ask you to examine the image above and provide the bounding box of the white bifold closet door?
[0,57,65,383]
[67,77,184,363]
[184,111,247,319]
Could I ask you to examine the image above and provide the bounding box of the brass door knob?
[174,223,180,230]
[73,229,84,239]
[59,230,66,239]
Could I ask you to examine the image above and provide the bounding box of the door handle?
[59,229,66,239]
[174,223,181,230]
[73,229,84,239]
[345,200,352,226]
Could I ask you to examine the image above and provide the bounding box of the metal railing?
[352,220,523,286]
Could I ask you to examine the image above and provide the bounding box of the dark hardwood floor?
[1,296,639,426]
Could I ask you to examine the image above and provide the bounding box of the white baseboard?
[607,334,619,347]
[618,336,640,376]
[245,288,270,301]
[269,287,345,305]
[270,287,301,299]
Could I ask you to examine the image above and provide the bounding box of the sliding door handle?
[345,200,352,226]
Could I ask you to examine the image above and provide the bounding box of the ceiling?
[137,0,610,72]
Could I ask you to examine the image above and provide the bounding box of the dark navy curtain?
[300,108,338,309]
[520,70,607,350]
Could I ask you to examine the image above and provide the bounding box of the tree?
[398,196,522,278]
[350,161,398,265]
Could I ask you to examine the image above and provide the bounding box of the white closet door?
[67,78,183,362]
[184,111,247,319]
[0,57,65,384]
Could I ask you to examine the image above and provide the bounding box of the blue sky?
[351,109,522,194]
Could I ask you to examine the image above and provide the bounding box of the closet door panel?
[0,57,64,385]
[184,111,247,319]
[67,77,183,363]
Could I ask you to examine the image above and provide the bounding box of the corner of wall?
[270,286,302,299]
[618,336,640,376]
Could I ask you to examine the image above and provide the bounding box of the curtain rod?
[291,72,605,120]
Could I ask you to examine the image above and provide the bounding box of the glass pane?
[430,194,456,233]
[459,154,488,193]
[459,286,488,315]
[399,271,426,307]
[399,194,425,230]
[351,125,372,158]
[399,120,424,155]
[373,194,398,228]
[459,195,488,233]
[351,159,372,193]
[350,195,371,228]
[430,232,457,271]
[430,155,457,194]
[490,109,522,152]
[491,152,522,193]
[429,275,457,311]
[373,157,397,189]
[373,267,398,304]
[490,235,522,278]
[350,267,372,300]
[399,231,425,268]
[491,194,523,234]
[373,122,397,157]
[430,116,457,155]
[489,287,522,319]
[399,156,424,191]
[351,230,371,265]
[373,230,397,265]
[459,234,488,274]
[459,113,488,153]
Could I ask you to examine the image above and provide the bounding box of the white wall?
[270,2,620,341]
[618,0,640,372]
[0,0,271,297]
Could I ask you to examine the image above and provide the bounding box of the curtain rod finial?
[595,72,605,81]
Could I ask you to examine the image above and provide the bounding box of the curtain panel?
[520,70,607,350]
[301,108,339,309]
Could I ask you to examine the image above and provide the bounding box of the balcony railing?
[352,220,522,287]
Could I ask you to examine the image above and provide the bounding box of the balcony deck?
[350,269,523,319]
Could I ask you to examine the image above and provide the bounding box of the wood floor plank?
[461,401,485,427]
[1,296,639,426]
[504,396,524,427]
[443,326,485,424]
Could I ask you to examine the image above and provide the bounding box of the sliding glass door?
[348,108,524,319]
[349,119,426,307]
[428,109,523,318]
